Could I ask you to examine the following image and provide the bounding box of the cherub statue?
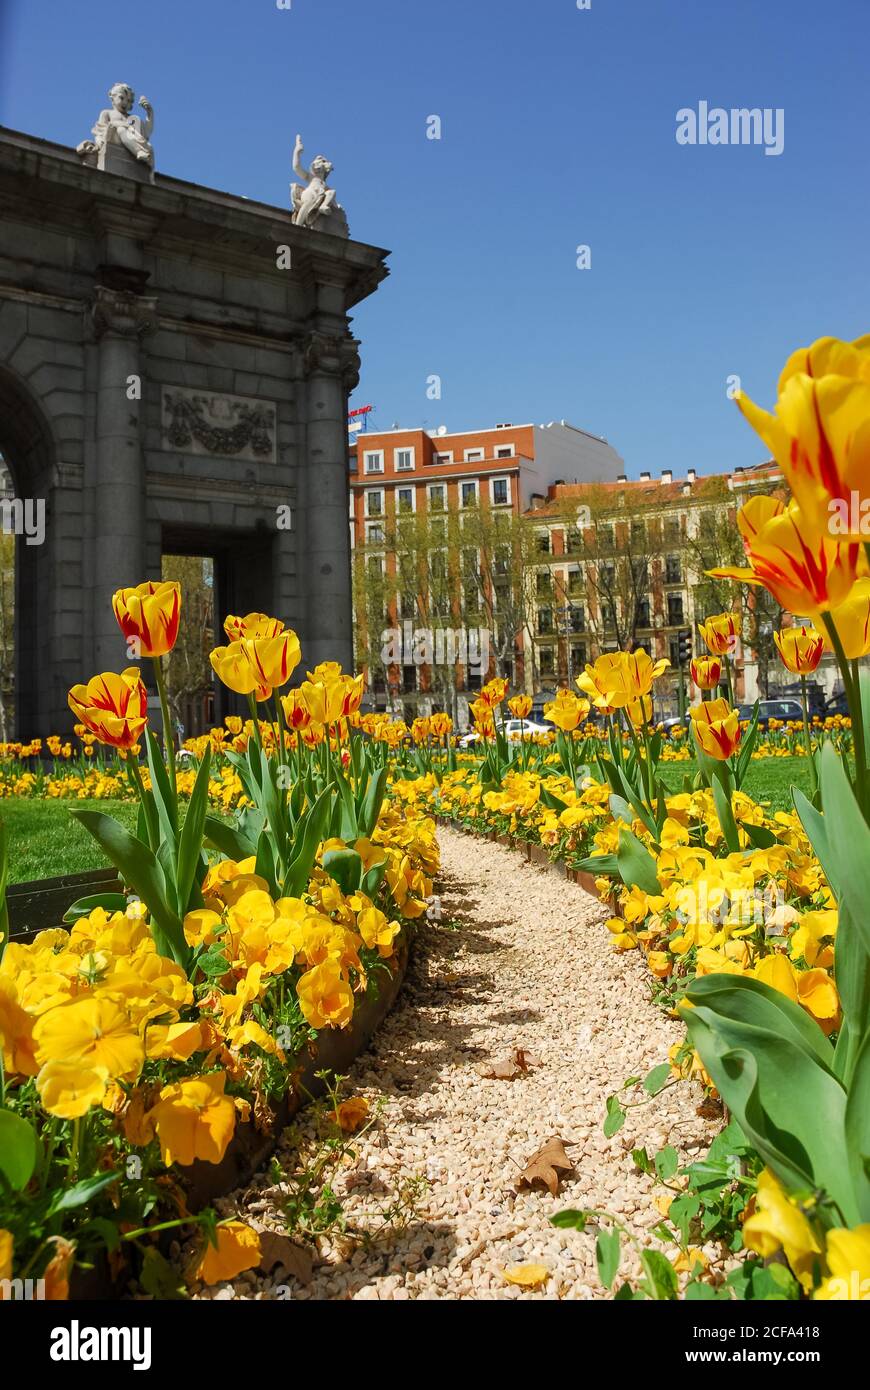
[77,83,154,169]
[290,134,347,233]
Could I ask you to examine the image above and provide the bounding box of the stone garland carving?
[163,393,276,458]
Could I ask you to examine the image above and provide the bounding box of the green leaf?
[639,1247,678,1300]
[643,1063,671,1096]
[603,1094,626,1138]
[67,809,188,969]
[358,765,388,837]
[139,1246,187,1300]
[741,821,777,850]
[595,1227,621,1289]
[654,1145,679,1181]
[0,1110,37,1189]
[819,743,870,959]
[334,770,359,842]
[735,700,763,786]
[632,1147,652,1174]
[712,777,741,854]
[322,847,363,896]
[203,815,257,861]
[176,747,211,914]
[843,1029,870,1221]
[616,825,661,895]
[792,788,839,896]
[283,786,334,898]
[550,1209,589,1231]
[145,729,178,844]
[47,1171,120,1215]
[62,892,127,924]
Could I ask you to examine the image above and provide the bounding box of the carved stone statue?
[77,84,155,181]
[290,134,348,236]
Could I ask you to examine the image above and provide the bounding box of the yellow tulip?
[710,499,860,616]
[736,335,870,539]
[223,613,285,641]
[825,577,870,659]
[698,613,739,657]
[543,689,590,732]
[67,669,148,751]
[774,625,824,674]
[508,694,532,719]
[690,656,722,691]
[112,580,181,658]
[209,641,268,699]
[689,698,741,760]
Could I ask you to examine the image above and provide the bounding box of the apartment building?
[350,421,624,720]
[523,460,823,711]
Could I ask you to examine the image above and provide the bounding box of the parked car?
[825,691,850,717]
[458,717,553,748]
[736,698,804,726]
[659,711,691,734]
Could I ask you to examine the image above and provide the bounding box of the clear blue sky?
[2,0,867,478]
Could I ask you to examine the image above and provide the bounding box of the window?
[536,531,551,554]
[494,544,510,576]
[365,489,383,517]
[631,520,646,548]
[537,607,553,635]
[571,642,587,670]
[395,447,415,472]
[566,526,582,553]
[636,598,651,628]
[667,592,684,625]
[569,603,585,632]
[464,448,484,462]
[568,569,583,596]
[664,516,681,543]
[428,483,446,511]
[495,444,514,459]
[461,481,478,508]
[598,524,614,550]
[397,487,415,513]
[601,601,616,629]
[430,517,447,543]
[491,477,510,506]
[400,591,417,619]
[363,450,384,474]
[536,571,553,597]
[434,451,453,465]
[665,554,682,584]
[539,647,555,678]
[402,665,417,693]
[365,521,384,545]
[464,583,480,616]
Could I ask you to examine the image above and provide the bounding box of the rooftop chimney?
[617,473,627,483]
[639,471,651,482]
[661,469,673,484]
[687,468,696,483]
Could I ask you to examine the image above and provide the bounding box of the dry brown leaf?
[516,1136,574,1196]
[256,1230,313,1285]
[477,1047,543,1080]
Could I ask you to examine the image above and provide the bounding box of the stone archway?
[0,363,70,738]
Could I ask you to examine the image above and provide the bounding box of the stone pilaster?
[301,330,360,671]
[90,284,158,669]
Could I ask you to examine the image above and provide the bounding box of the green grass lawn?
[658,754,814,813]
[1,798,140,884]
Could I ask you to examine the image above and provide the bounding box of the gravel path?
[202,828,718,1300]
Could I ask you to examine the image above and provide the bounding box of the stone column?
[301,330,360,671]
[90,284,157,670]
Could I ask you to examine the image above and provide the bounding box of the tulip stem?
[246,694,265,758]
[799,676,818,797]
[152,657,177,800]
[821,612,867,814]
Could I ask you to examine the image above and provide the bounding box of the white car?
[458,718,551,747]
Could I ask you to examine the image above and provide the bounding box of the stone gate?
[0,113,388,736]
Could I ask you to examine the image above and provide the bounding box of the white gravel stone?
[197,829,716,1300]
